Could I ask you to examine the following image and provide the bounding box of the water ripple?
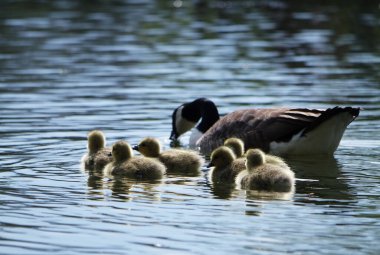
[0,1,379,254]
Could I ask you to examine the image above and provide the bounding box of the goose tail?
[270,107,361,155]
[301,106,360,136]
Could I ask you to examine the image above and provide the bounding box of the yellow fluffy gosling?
[224,137,245,158]
[81,130,112,171]
[224,137,290,169]
[236,149,295,192]
[104,141,166,180]
[133,137,203,173]
[208,146,243,183]
[223,137,246,173]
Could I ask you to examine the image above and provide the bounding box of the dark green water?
[1,1,379,254]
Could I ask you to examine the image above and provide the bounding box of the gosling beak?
[132,145,139,151]
[207,162,214,168]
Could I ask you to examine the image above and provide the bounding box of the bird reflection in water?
[287,155,355,206]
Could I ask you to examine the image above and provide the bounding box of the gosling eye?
[140,143,146,147]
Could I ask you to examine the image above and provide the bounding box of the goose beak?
[207,162,214,168]
[170,139,181,148]
[170,130,178,140]
[132,145,139,151]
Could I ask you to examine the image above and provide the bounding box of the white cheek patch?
[190,128,204,148]
[176,106,196,135]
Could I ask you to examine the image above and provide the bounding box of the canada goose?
[170,98,360,155]
[224,137,290,169]
[104,141,166,180]
[133,137,204,173]
[81,130,112,171]
[208,146,243,183]
[236,149,295,192]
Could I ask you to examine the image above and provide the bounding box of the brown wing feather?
[198,107,359,154]
[245,108,325,151]
[199,108,298,153]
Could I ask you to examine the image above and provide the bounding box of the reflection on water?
[245,188,295,201]
[107,179,163,203]
[207,178,237,200]
[288,156,355,205]
[1,0,380,254]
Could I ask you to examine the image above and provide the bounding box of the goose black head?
[170,98,219,140]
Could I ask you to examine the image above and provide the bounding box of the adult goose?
[170,98,360,156]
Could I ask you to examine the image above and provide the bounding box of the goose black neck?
[183,98,220,133]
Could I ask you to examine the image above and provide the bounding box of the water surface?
[1,1,380,254]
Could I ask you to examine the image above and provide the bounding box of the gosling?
[223,137,246,173]
[208,146,242,183]
[224,137,290,170]
[81,130,112,171]
[133,137,204,173]
[104,140,166,180]
[236,149,295,192]
[224,137,245,158]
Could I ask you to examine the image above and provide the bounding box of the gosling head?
[112,141,134,162]
[246,149,266,171]
[224,137,245,158]
[133,137,161,157]
[88,130,106,154]
[208,146,236,168]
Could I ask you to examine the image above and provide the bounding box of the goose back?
[197,107,359,155]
